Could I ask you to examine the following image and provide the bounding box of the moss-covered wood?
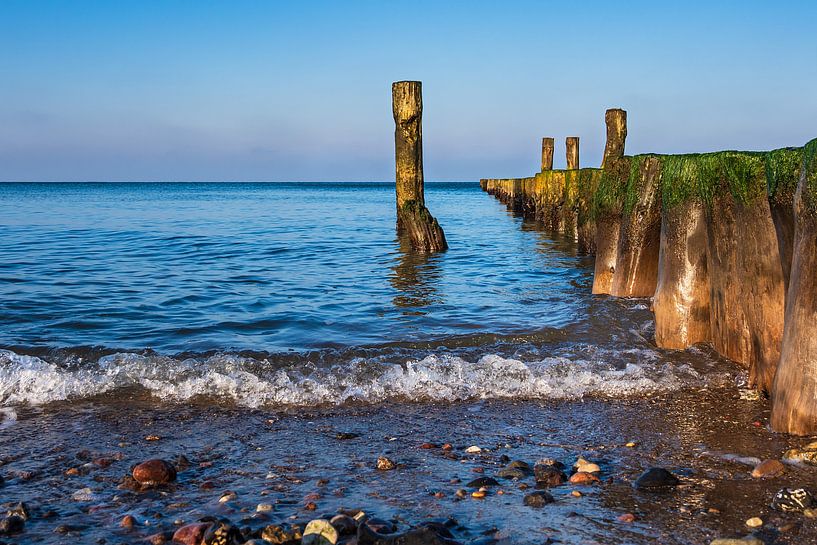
[771,138,817,434]
[392,81,447,252]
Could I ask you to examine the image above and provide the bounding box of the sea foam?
[0,347,735,408]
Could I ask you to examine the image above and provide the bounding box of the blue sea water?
[0,182,731,406]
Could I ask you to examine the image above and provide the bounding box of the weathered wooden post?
[566,137,580,169]
[591,109,628,294]
[541,137,554,172]
[602,109,627,167]
[771,139,817,434]
[392,81,447,252]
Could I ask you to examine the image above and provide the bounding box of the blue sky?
[0,1,815,181]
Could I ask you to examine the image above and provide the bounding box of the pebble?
[0,515,24,536]
[571,490,582,497]
[770,487,817,512]
[303,519,339,545]
[710,539,763,545]
[745,517,762,528]
[455,489,467,498]
[523,491,554,507]
[497,467,527,479]
[618,513,636,523]
[304,501,318,511]
[218,490,237,503]
[72,487,98,502]
[261,525,291,544]
[171,523,211,545]
[120,515,136,529]
[132,459,177,485]
[330,514,356,535]
[569,472,599,485]
[534,465,567,487]
[782,441,817,465]
[420,443,437,449]
[376,456,396,471]
[626,441,637,448]
[466,477,499,488]
[751,459,784,478]
[256,503,273,512]
[633,467,680,490]
[465,446,482,454]
[442,444,453,451]
[471,489,487,499]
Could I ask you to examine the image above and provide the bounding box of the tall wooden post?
[602,109,627,168]
[541,137,554,172]
[566,137,579,170]
[392,81,447,252]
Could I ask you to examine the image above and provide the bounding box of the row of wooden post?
[540,137,580,171]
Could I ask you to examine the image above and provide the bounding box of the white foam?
[0,347,734,408]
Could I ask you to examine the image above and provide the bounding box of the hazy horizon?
[1,0,816,182]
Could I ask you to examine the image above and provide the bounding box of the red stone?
[569,471,599,485]
[751,459,785,478]
[172,523,211,545]
[618,513,636,523]
[132,459,177,485]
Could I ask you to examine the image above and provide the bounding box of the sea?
[2,181,793,545]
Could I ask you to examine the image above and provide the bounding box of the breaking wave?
[0,346,736,408]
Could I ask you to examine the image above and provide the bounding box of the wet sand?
[2,387,817,544]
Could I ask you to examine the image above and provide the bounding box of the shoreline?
[2,388,816,544]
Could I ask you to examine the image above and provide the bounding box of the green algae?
[766,147,804,207]
[658,151,768,209]
[591,156,632,220]
[803,138,817,215]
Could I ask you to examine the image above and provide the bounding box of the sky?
[0,1,815,182]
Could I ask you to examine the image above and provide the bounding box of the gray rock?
[633,468,680,490]
[466,477,499,488]
[523,491,555,508]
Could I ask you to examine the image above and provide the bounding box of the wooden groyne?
[480,110,817,435]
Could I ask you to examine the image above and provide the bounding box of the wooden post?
[602,109,627,168]
[541,137,554,172]
[392,81,447,252]
[566,137,579,170]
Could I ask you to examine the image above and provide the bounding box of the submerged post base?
[398,200,448,252]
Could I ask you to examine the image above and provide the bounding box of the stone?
[376,456,396,471]
[72,487,98,502]
[569,472,599,485]
[132,459,176,485]
[770,488,817,512]
[497,467,528,479]
[219,491,237,503]
[578,463,601,473]
[523,491,554,508]
[261,525,289,544]
[120,515,136,529]
[471,490,486,499]
[465,446,481,454]
[172,523,212,545]
[751,459,784,478]
[330,514,356,535]
[782,445,817,465]
[633,468,680,490]
[256,503,273,512]
[466,477,499,488]
[618,513,636,523]
[710,539,764,545]
[5,502,29,521]
[303,519,339,545]
[534,465,567,486]
[508,460,530,470]
[202,520,243,545]
[0,515,24,535]
[745,517,762,528]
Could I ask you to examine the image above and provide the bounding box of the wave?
[0,346,736,408]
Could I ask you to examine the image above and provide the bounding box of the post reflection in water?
[389,235,444,314]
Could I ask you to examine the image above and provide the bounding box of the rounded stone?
[770,487,817,512]
[466,477,499,488]
[633,467,680,490]
[523,491,554,507]
[751,459,784,478]
[376,456,396,471]
[172,523,212,545]
[132,459,177,485]
[534,465,567,486]
[302,519,338,545]
[569,472,599,485]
